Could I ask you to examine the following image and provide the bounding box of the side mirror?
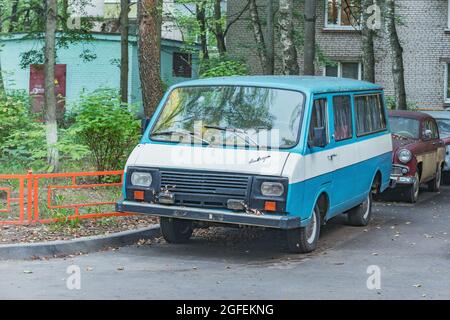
[423,129,432,140]
[141,117,151,135]
[309,127,327,148]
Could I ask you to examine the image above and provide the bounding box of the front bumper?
[390,164,416,186]
[116,200,301,230]
[390,175,417,185]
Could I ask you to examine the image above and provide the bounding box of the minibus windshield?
[150,86,305,149]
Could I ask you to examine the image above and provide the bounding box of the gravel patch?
[0,215,158,244]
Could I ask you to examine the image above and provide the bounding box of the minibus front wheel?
[160,217,193,244]
[286,205,321,254]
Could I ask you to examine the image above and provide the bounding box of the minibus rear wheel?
[160,217,193,244]
[286,205,321,254]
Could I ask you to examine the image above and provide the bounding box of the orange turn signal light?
[134,190,145,201]
[264,201,277,212]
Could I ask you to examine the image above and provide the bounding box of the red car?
[388,110,446,203]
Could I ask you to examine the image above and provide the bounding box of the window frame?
[332,94,353,142]
[308,98,330,147]
[445,62,450,104]
[172,52,193,78]
[354,93,387,137]
[324,0,362,30]
[323,62,362,80]
[448,0,450,29]
[148,85,307,150]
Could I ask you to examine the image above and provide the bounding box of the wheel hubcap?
[306,210,317,244]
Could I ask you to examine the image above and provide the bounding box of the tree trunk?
[265,0,274,75]
[63,0,69,15]
[120,0,129,104]
[386,0,407,110]
[196,1,209,59]
[138,0,164,118]
[361,0,376,82]
[303,0,316,75]
[0,6,4,94]
[213,0,226,56]
[44,0,59,171]
[278,0,299,75]
[249,0,268,74]
[8,0,20,32]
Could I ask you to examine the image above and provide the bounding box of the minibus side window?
[355,94,386,136]
[332,95,353,141]
[308,98,328,147]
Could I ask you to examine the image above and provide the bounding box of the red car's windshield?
[389,117,420,139]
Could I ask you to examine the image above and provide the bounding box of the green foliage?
[0,90,30,147]
[0,91,90,172]
[68,89,141,172]
[385,96,418,111]
[172,0,226,54]
[200,58,248,78]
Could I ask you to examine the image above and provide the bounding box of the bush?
[0,91,90,173]
[200,57,248,78]
[0,91,30,149]
[385,96,418,111]
[69,89,140,172]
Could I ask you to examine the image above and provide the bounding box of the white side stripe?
[283,134,392,184]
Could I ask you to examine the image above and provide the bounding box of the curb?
[0,225,161,261]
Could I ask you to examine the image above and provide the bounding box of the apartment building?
[227,0,450,108]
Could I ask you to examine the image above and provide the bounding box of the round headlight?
[131,172,152,187]
[261,182,285,196]
[398,149,412,164]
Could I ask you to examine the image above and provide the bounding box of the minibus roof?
[173,76,382,95]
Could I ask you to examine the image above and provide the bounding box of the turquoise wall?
[0,33,200,113]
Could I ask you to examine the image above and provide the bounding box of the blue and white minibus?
[116,76,392,253]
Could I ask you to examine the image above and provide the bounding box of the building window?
[324,62,362,80]
[446,63,450,103]
[325,0,360,29]
[448,0,450,29]
[173,52,192,78]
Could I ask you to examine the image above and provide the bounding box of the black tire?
[406,172,420,203]
[286,205,320,254]
[444,172,450,185]
[428,166,442,192]
[347,191,372,227]
[160,217,193,244]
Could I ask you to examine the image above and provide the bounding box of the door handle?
[327,154,338,160]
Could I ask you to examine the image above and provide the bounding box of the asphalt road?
[1,186,449,300]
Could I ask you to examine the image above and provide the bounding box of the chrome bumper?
[390,175,417,186]
[390,164,416,186]
[116,200,302,230]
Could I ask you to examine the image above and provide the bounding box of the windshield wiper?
[151,130,210,146]
[203,125,260,148]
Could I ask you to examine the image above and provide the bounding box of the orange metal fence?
[0,170,132,225]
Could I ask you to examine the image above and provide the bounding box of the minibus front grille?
[160,170,251,209]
